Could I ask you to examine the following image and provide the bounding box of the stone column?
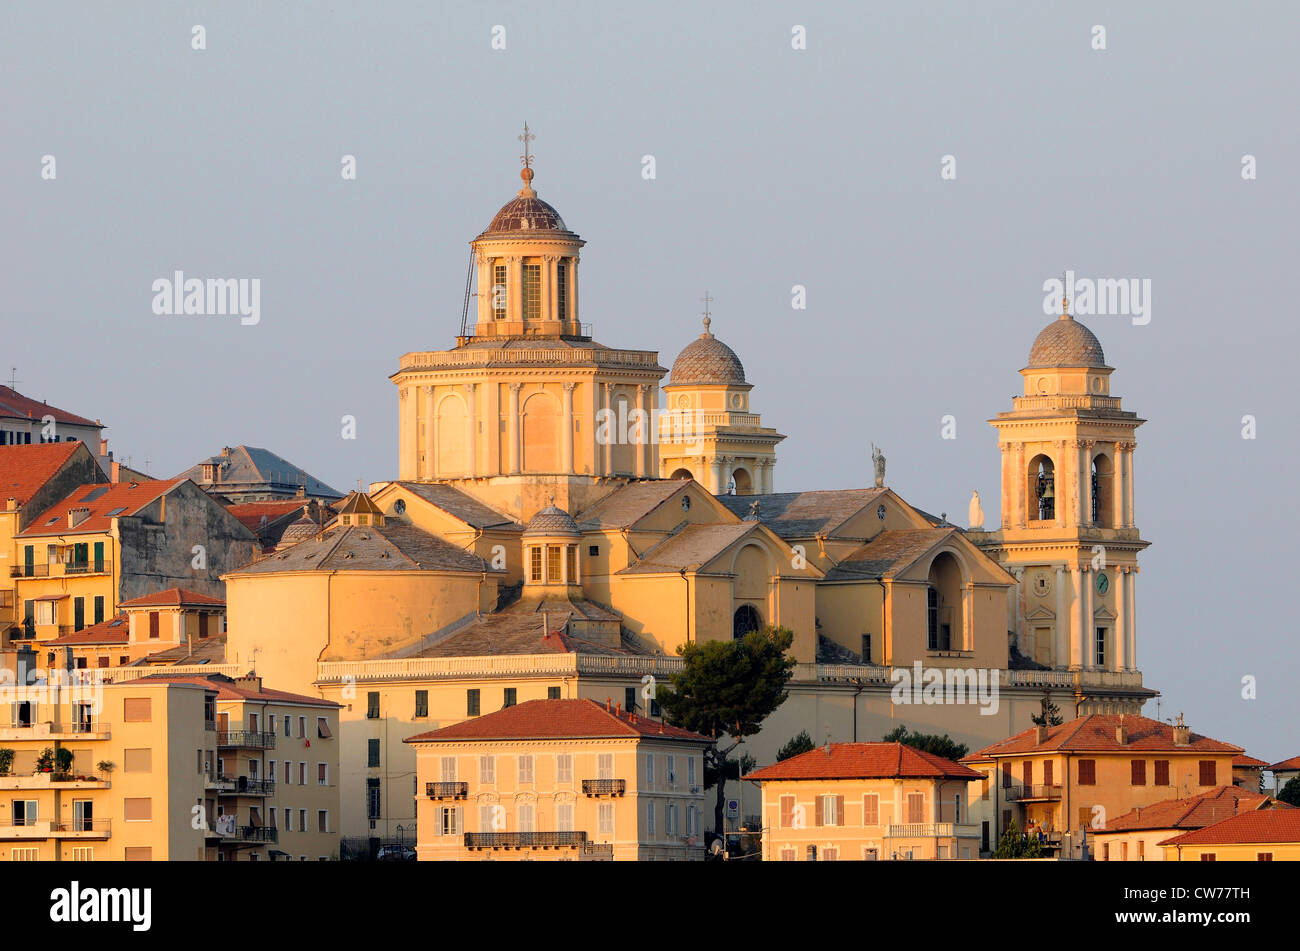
[1009,568,1023,653]
[1080,440,1095,526]
[1054,440,1067,529]
[761,459,773,494]
[710,458,724,495]
[561,382,576,474]
[1126,569,1137,670]
[542,254,557,323]
[476,252,491,325]
[1054,566,1068,668]
[1117,441,1136,528]
[635,385,649,478]
[1069,568,1083,669]
[601,382,613,476]
[508,383,522,475]
[425,386,437,480]
[570,255,580,326]
[999,444,1011,529]
[1081,566,1094,668]
[1113,566,1128,672]
[1014,444,1026,524]
[462,384,477,478]
[505,256,521,323]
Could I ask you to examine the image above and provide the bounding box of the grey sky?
[3,2,1296,758]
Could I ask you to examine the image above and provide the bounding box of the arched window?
[733,604,762,640]
[732,468,753,495]
[926,552,964,651]
[1091,453,1113,527]
[1028,455,1055,522]
[669,467,693,481]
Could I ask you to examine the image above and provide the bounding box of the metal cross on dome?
[700,291,713,334]
[519,122,535,170]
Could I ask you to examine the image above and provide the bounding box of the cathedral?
[225,147,1155,843]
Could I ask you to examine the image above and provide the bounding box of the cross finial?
[518,122,535,170]
[700,292,713,335]
[1061,270,1070,318]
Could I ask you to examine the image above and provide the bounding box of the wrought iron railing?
[1005,784,1063,802]
[464,831,587,849]
[581,779,626,797]
[216,730,276,749]
[425,781,469,799]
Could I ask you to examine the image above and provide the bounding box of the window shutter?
[814,796,824,827]
[123,698,151,722]
[836,796,845,826]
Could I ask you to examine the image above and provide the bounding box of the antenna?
[6,367,17,390]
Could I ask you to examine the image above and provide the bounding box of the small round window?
[394,499,406,515]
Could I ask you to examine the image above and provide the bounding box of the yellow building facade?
[1159,810,1300,861]
[746,742,983,860]
[407,698,709,861]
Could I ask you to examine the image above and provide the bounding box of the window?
[93,596,104,625]
[12,801,37,825]
[124,749,151,773]
[503,688,517,709]
[566,545,577,581]
[123,698,152,722]
[367,739,380,768]
[1199,761,1217,786]
[529,547,542,583]
[299,809,307,832]
[646,801,656,837]
[1078,760,1096,785]
[318,763,328,785]
[299,762,306,785]
[1154,760,1170,786]
[780,848,796,862]
[1023,761,1033,786]
[1130,760,1146,786]
[522,263,541,320]
[367,778,381,819]
[479,804,497,832]
[284,716,291,737]
[318,811,329,833]
[1258,853,1273,862]
[688,757,697,788]
[905,793,923,825]
[414,690,428,718]
[1095,627,1106,667]
[779,795,795,828]
[148,612,159,639]
[818,794,845,826]
[557,803,574,832]
[598,803,613,836]
[1001,763,1011,788]
[625,687,637,713]
[667,755,676,787]
[298,716,306,738]
[546,546,561,581]
[1200,854,1216,862]
[927,587,940,650]
[366,692,379,719]
[123,847,152,861]
[1044,760,1054,786]
[480,756,495,784]
[861,634,872,664]
[645,754,654,788]
[557,754,572,783]
[439,807,461,836]
[598,753,613,780]
[72,847,93,861]
[518,803,535,833]
[467,689,480,717]
[492,264,507,319]
[284,761,292,783]
[556,260,568,321]
[547,686,561,700]
[440,756,457,782]
[518,755,534,784]
[954,794,962,823]
[588,545,599,557]
[317,717,332,739]
[123,798,152,821]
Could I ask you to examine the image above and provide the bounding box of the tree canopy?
[881,724,969,761]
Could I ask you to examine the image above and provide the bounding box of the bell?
[1040,480,1055,500]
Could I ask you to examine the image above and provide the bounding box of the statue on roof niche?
[871,444,886,488]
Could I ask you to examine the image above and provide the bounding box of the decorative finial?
[518,122,536,196]
[1060,270,1070,320]
[700,292,713,337]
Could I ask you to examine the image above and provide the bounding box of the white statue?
[871,444,885,488]
[968,490,984,530]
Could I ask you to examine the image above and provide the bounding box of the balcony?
[1005,784,1063,802]
[216,730,276,750]
[0,771,110,790]
[0,720,111,742]
[464,831,589,850]
[228,776,276,797]
[206,821,278,844]
[63,560,113,576]
[0,819,111,839]
[425,781,468,800]
[581,779,626,797]
[9,560,113,578]
[205,772,237,793]
[887,823,980,839]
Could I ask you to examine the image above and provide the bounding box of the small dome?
[524,501,581,538]
[670,318,746,386]
[278,506,321,548]
[483,186,568,234]
[1027,314,1107,368]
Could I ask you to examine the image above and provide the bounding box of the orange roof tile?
[137,673,338,708]
[1233,753,1269,768]
[0,386,100,427]
[973,715,1241,757]
[226,500,314,531]
[745,742,982,782]
[45,614,130,646]
[1158,809,1300,848]
[1101,786,1278,833]
[404,699,711,745]
[0,442,85,506]
[19,478,183,536]
[119,588,225,609]
[1268,756,1300,772]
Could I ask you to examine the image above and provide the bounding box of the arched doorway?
[926,551,965,651]
[1027,454,1055,522]
[732,467,753,495]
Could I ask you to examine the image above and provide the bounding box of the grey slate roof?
[823,529,955,581]
[404,598,657,658]
[230,522,495,575]
[396,482,521,530]
[717,488,888,539]
[618,523,754,574]
[178,446,342,499]
[574,480,694,530]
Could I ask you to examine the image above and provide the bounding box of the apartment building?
[1159,809,1300,861]
[406,698,710,861]
[963,714,1242,857]
[745,742,983,861]
[41,587,226,671]
[1094,785,1285,861]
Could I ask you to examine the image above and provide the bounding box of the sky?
[2,1,1296,758]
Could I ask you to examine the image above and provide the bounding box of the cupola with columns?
[391,126,667,523]
[968,289,1148,685]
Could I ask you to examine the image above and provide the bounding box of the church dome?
[1027,314,1107,368]
[670,318,747,386]
[523,501,581,538]
[278,506,321,548]
[482,167,569,234]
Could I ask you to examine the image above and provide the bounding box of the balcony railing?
[425,781,469,800]
[886,823,980,838]
[581,779,626,797]
[10,564,49,578]
[229,776,276,796]
[9,561,112,578]
[216,730,276,749]
[207,821,278,843]
[56,819,112,837]
[465,831,589,850]
[62,560,112,576]
[1005,784,1063,802]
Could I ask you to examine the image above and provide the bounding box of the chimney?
[1173,722,1191,746]
[111,461,121,482]
[99,438,109,456]
[295,484,306,499]
[235,673,262,693]
[1035,723,1049,744]
[6,497,17,512]
[606,697,611,712]
[1115,717,1128,745]
[67,506,90,529]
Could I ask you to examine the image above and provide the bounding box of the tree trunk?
[714,775,726,836]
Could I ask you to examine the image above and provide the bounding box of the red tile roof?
[404,699,712,745]
[137,673,338,708]
[0,442,85,506]
[1233,753,1269,768]
[19,478,182,536]
[226,500,313,532]
[744,742,982,782]
[1158,809,1300,848]
[119,588,225,609]
[1268,756,1300,772]
[0,386,100,427]
[1101,786,1280,833]
[973,715,1242,757]
[45,614,130,646]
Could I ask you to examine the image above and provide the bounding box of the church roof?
[483,193,569,234]
[1027,314,1108,368]
[574,480,695,530]
[278,506,325,546]
[824,528,959,581]
[230,521,496,575]
[669,322,746,386]
[717,488,888,539]
[523,502,581,537]
[394,482,520,530]
[618,523,754,574]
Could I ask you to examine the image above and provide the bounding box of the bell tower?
[970,294,1148,680]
